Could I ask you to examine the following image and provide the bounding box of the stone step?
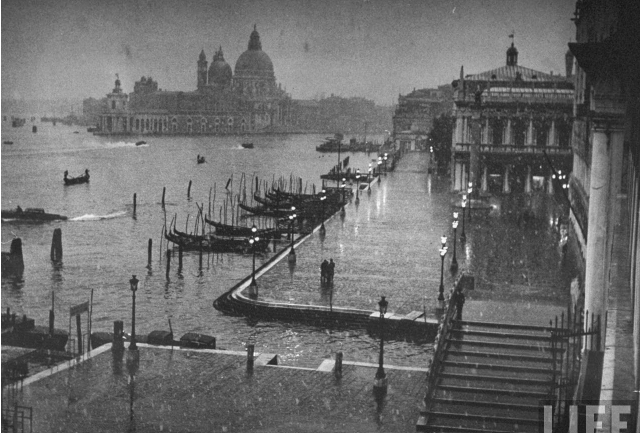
[436,384,550,399]
[457,320,553,333]
[439,372,551,387]
[416,417,527,433]
[433,385,544,406]
[445,338,562,355]
[445,350,555,366]
[429,397,540,417]
[441,361,554,380]
[421,411,540,432]
[450,328,552,342]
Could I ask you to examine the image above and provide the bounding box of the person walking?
[321,259,329,285]
[328,258,335,284]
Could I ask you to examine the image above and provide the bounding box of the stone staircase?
[417,320,559,432]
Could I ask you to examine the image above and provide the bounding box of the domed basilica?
[98,26,293,135]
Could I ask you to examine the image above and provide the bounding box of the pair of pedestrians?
[320,258,335,285]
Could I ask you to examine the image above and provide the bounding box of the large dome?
[209,47,233,86]
[234,26,274,77]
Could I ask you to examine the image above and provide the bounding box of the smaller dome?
[208,46,232,86]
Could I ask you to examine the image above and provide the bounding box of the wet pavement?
[9,344,427,433]
[255,152,574,326]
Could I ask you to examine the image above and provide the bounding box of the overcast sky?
[1,0,576,105]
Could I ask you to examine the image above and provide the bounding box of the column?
[583,127,610,331]
[505,119,512,145]
[547,174,554,194]
[481,165,488,192]
[455,117,463,143]
[484,118,490,144]
[503,165,510,193]
[548,120,556,147]
[525,165,532,193]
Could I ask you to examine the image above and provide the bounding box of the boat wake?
[104,141,147,148]
[70,211,127,221]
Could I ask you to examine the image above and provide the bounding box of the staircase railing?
[421,274,467,423]
[548,305,601,432]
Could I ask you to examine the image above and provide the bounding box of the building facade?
[568,0,639,426]
[96,26,293,135]
[450,44,574,193]
[392,85,452,151]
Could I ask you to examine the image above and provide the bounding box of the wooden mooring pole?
[162,187,166,208]
[50,228,63,261]
[147,239,153,265]
[188,180,192,198]
[133,193,137,215]
[166,249,171,278]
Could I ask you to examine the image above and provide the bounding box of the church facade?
[96,26,293,135]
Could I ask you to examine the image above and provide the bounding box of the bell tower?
[197,49,208,89]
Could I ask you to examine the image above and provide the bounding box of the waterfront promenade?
[2,152,579,432]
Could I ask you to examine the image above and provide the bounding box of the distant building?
[450,43,574,193]
[392,85,452,151]
[95,26,293,135]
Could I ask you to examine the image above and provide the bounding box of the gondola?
[238,202,294,218]
[165,228,270,253]
[135,141,146,146]
[241,142,254,149]
[64,169,90,185]
[203,216,281,239]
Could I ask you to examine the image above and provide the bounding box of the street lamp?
[461,195,467,241]
[341,178,347,203]
[368,163,372,193]
[438,237,447,301]
[355,169,361,204]
[467,183,473,221]
[249,225,259,288]
[288,207,297,263]
[129,275,139,351]
[374,296,389,392]
[320,189,327,233]
[451,215,459,272]
[383,153,388,175]
[377,156,382,183]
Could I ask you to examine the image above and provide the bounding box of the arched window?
[489,118,506,145]
[145,119,150,130]
[171,118,178,133]
[227,117,233,126]
[511,117,527,147]
[136,119,140,130]
[187,118,193,134]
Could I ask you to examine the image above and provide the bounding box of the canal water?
[1,120,577,368]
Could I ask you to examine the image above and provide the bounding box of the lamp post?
[249,225,258,287]
[320,189,327,233]
[355,169,361,204]
[461,195,467,241]
[374,296,389,392]
[368,163,372,192]
[451,214,459,272]
[129,275,139,351]
[467,183,473,222]
[438,236,447,301]
[383,153,388,175]
[377,156,382,183]
[289,206,296,249]
[341,178,347,203]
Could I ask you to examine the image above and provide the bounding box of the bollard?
[162,187,166,208]
[147,239,153,264]
[178,245,183,272]
[49,309,55,337]
[112,320,124,352]
[50,228,63,261]
[76,314,83,355]
[187,180,192,198]
[166,249,171,278]
[247,344,254,372]
[133,193,137,215]
[334,352,343,379]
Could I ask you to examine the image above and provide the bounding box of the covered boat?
[1,207,67,221]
